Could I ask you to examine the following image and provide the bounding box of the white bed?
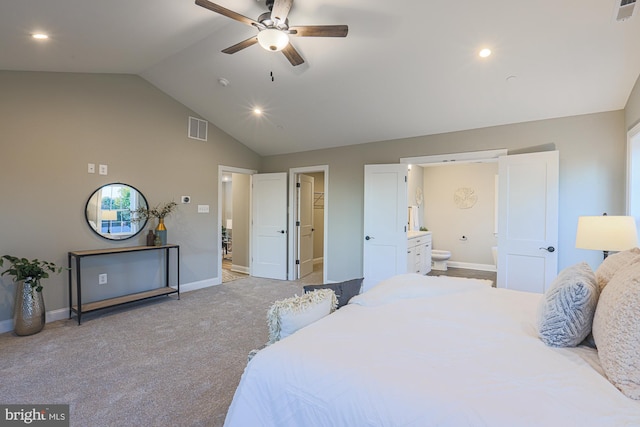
[224,274,640,426]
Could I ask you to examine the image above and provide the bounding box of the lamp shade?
[257,28,289,52]
[575,216,638,251]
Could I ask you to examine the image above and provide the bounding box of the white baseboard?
[447,261,496,272]
[0,278,222,334]
[0,318,12,334]
[231,264,249,274]
[178,277,221,293]
[0,307,69,334]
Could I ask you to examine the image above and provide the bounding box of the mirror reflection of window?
[85,183,148,240]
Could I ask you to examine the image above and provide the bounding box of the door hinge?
[296,182,301,188]
[296,221,300,226]
[405,175,407,182]
[295,259,300,265]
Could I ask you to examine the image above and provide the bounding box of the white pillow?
[595,247,640,292]
[350,273,489,307]
[267,289,337,344]
[592,264,640,399]
[537,262,599,347]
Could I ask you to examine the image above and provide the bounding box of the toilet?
[431,249,452,271]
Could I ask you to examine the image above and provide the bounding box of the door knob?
[365,235,374,240]
[539,246,555,253]
[279,230,285,234]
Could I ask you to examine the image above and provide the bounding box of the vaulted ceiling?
[2,0,640,156]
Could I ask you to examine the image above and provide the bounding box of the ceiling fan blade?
[270,0,293,23]
[195,0,260,27]
[282,43,305,66]
[222,36,259,54]
[289,25,348,37]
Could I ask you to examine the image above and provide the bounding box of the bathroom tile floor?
[427,267,497,287]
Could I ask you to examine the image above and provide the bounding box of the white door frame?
[288,165,329,281]
[626,121,640,217]
[401,149,507,167]
[217,165,257,284]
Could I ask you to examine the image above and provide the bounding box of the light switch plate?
[197,205,209,213]
[88,163,95,174]
[99,164,108,175]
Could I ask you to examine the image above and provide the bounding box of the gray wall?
[0,71,260,323]
[262,111,627,281]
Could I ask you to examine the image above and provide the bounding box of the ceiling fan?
[195,0,348,66]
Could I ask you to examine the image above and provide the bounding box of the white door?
[297,174,314,278]
[497,151,559,293]
[251,173,288,280]
[363,164,408,292]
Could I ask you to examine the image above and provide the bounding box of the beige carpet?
[0,276,312,427]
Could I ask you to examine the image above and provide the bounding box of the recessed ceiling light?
[479,48,491,58]
[32,33,49,40]
[253,108,263,115]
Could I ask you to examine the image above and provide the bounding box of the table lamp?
[575,214,638,259]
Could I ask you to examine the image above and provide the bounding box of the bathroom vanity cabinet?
[407,231,432,275]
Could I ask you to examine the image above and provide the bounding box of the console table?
[68,245,180,324]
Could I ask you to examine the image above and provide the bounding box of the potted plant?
[131,201,177,246]
[0,255,64,336]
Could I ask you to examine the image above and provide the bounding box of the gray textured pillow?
[304,278,363,308]
[595,247,640,292]
[537,262,599,347]
[592,265,640,399]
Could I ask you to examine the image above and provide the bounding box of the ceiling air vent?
[188,116,208,141]
[615,0,637,21]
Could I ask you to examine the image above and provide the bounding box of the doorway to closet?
[289,166,328,283]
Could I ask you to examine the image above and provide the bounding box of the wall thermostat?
[181,196,191,204]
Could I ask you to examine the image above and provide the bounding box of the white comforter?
[224,274,640,426]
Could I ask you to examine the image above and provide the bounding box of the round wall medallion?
[454,187,477,209]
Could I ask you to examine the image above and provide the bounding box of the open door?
[363,164,408,292]
[251,172,288,280]
[497,151,559,293]
[297,174,314,278]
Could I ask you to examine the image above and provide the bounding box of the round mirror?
[85,183,149,240]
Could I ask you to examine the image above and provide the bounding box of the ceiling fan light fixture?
[257,28,289,52]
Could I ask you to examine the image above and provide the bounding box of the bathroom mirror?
[85,183,148,240]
